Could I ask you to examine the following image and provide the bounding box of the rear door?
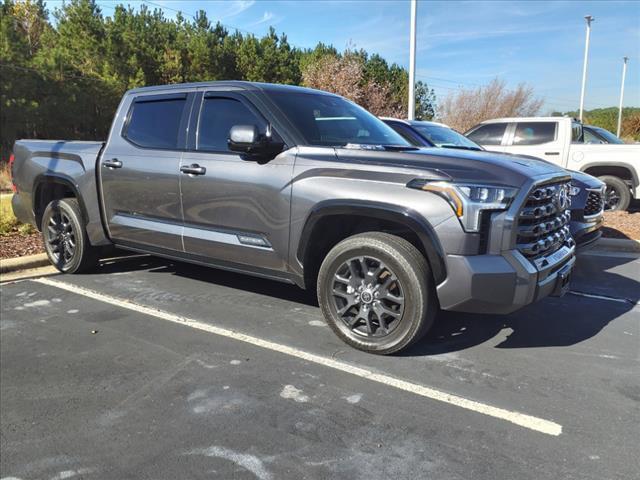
[503,121,565,164]
[179,90,294,273]
[100,92,192,252]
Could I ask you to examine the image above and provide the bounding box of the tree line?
[551,107,640,141]
[0,0,436,161]
[2,0,636,163]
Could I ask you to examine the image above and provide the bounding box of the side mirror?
[228,124,284,160]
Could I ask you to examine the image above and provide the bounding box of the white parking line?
[570,290,635,305]
[34,277,563,436]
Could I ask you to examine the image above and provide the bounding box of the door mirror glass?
[229,124,259,146]
[228,124,284,159]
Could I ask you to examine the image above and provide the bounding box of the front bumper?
[571,211,603,250]
[572,219,603,250]
[436,243,576,315]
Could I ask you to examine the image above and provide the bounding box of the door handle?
[102,158,123,169]
[180,164,206,176]
[545,152,560,156]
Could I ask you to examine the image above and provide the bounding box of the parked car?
[381,118,482,151]
[581,125,625,145]
[382,118,604,248]
[12,82,576,354]
[465,117,639,210]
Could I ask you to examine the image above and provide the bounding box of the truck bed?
[11,139,109,246]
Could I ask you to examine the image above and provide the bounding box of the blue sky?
[47,0,640,113]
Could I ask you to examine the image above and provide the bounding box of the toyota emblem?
[556,185,570,211]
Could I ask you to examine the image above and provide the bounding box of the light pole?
[578,15,594,122]
[408,0,417,120]
[617,56,629,137]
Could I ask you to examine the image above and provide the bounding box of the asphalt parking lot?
[1,249,639,479]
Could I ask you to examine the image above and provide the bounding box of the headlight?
[569,185,581,196]
[407,179,518,232]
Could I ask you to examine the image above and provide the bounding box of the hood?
[568,169,605,189]
[510,152,605,189]
[334,146,569,188]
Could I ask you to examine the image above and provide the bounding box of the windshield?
[412,123,482,149]
[589,126,624,144]
[265,91,410,147]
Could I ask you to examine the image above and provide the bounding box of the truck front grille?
[584,189,604,217]
[516,181,574,258]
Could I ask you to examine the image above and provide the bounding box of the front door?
[179,91,294,272]
[100,92,191,252]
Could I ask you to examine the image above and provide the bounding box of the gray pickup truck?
[11,81,576,354]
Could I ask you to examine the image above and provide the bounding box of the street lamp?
[408,0,417,120]
[578,15,594,122]
[617,56,629,138]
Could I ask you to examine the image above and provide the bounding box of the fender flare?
[580,162,639,187]
[296,199,447,285]
[32,173,90,227]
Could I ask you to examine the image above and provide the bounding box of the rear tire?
[317,232,436,355]
[599,175,631,211]
[41,198,99,273]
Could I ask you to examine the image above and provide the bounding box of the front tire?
[41,198,99,273]
[599,175,631,211]
[317,232,436,355]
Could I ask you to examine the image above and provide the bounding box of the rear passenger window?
[512,122,556,145]
[466,123,507,146]
[198,97,265,152]
[125,96,187,149]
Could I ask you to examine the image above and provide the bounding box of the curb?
[0,253,50,274]
[593,237,640,253]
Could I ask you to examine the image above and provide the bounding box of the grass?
[0,194,36,236]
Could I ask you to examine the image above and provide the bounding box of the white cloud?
[218,0,256,20]
[248,11,283,27]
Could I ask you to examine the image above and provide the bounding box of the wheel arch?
[33,173,89,230]
[296,200,447,289]
[581,162,639,188]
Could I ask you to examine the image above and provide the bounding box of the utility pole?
[617,56,629,137]
[578,15,594,122]
[408,0,417,120]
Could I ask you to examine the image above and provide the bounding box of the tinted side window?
[466,124,507,146]
[582,128,604,144]
[198,97,265,152]
[512,122,557,145]
[125,97,186,149]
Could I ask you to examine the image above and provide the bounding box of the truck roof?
[127,80,339,97]
[479,117,574,124]
[380,117,451,129]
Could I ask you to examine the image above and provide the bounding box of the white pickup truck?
[466,117,640,210]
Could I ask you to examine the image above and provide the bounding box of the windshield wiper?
[438,144,482,151]
[382,145,420,151]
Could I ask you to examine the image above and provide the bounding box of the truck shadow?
[93,250,638,356]
[403,251,639,356]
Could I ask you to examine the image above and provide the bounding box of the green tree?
[0,0,440,161]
